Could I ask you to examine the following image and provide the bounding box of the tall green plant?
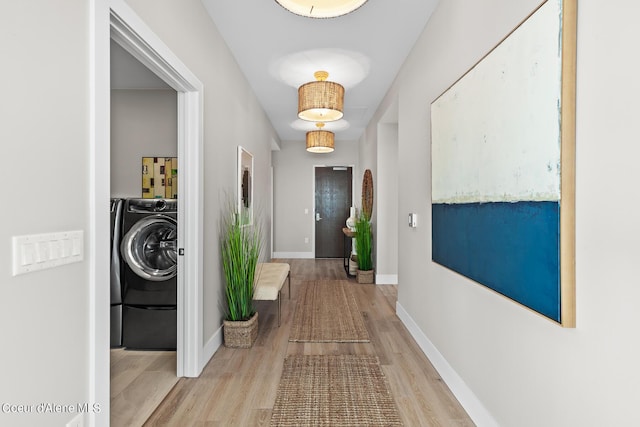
[354,213,372,271]
[221,208,262,321]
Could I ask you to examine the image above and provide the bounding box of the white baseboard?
[395,302,499,427]
[375,274,398,285]
[272,252,314,259]
[200,325,223,372]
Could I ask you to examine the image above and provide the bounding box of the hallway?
[141,259,473,426]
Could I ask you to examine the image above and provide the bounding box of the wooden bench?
[253,263,290,326]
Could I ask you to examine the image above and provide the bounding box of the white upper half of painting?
[431,0,563,204]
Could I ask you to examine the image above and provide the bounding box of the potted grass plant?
[354,211,374,284]
[354,169,374,283]
[221,206,262,348]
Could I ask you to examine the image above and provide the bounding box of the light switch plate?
[12,230,84,276]
[408,213,418,228]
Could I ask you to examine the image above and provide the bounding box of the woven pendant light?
[275,0,368,18]
[298,71,344,122]
[306,123,335,153]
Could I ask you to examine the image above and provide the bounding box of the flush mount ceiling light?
[298,71,344,122]
[306,123,335,153]
[275,0,368,18]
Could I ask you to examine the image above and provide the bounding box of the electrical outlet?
[304,237,309,244]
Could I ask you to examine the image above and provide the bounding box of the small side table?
[342,227,356,278]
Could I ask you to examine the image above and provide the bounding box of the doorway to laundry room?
[109,39,179,426]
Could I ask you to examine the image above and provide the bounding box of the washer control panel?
[127,198,177,213]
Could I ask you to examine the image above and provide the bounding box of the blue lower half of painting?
[432,201,560,322]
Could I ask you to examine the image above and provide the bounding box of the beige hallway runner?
[289,280,369,343]
[270,354,403,426]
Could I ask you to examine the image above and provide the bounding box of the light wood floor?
[116,258,475,426]
[110,348,178,426]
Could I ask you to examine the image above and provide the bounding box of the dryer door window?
[121,215,177,281]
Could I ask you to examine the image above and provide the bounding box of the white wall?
[272,140,358,257]
[123,0,277,342]
[110,89,177,197]
[1,2,90,426]
[6,0,637,425]
[376,123,398,283]
[1,1,277,425]
[361,0,640,425]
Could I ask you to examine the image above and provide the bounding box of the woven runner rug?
[270,354,403,426]
[289,280,369,343]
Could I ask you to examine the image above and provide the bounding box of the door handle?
[315,212,322,221]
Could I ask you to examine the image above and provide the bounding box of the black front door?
[315,166,352,258]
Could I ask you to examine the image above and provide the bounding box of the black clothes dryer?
[121,198,178,350]
[110,198,124,348]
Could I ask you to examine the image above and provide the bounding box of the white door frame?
[91,1,204,425]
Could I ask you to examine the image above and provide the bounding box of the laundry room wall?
[110,89,178,198]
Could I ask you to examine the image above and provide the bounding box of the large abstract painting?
[430,0,576,326]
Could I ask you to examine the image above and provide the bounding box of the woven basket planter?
[223,312,258,348]
[349,256,358,276]
[356,269,374,284]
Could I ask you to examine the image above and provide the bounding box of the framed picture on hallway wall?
[430,0,576,326]
[237,146,254,226]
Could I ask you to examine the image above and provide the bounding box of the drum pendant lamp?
[298,71,344,122]
[275,0,368,19]
[306,123,335,153]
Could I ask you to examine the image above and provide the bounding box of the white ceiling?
[112,0,440,142]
